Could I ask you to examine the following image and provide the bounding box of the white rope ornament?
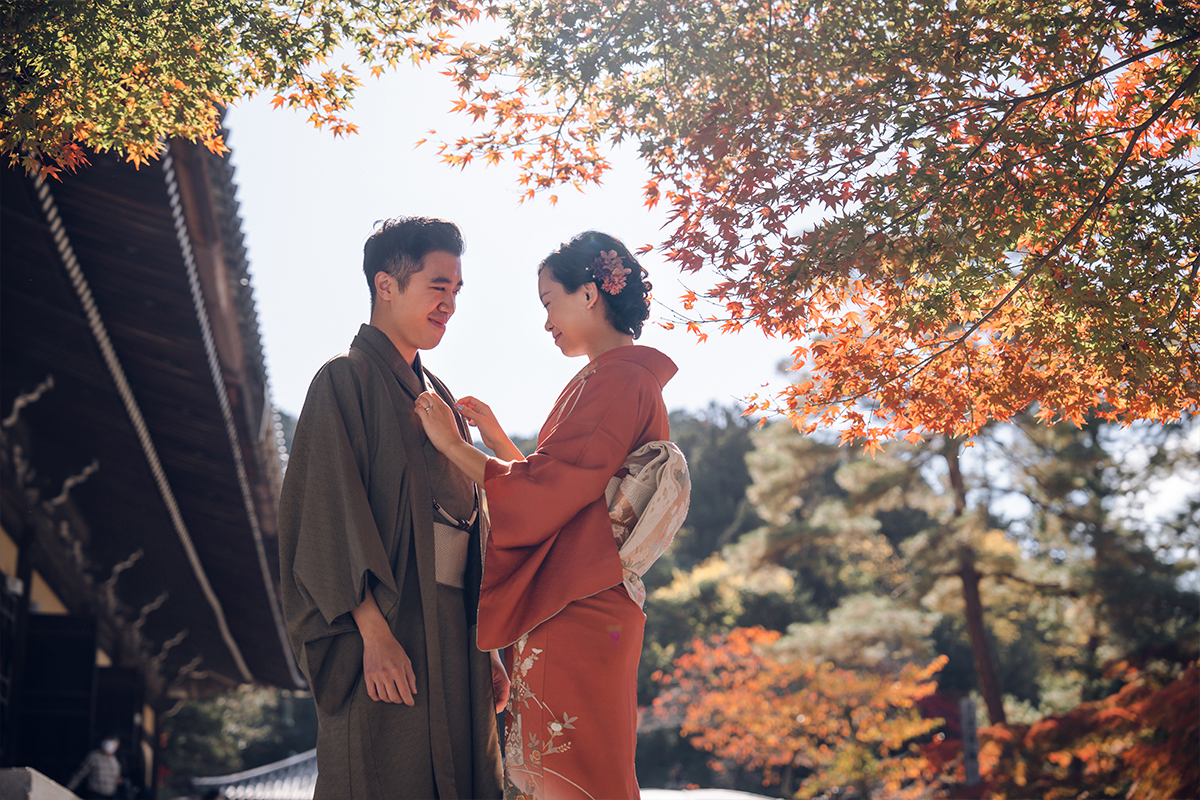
[161,153,304,688]
[35,174,254,683]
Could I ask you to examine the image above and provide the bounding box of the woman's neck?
[586,331,635,363]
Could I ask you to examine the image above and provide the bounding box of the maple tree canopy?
[656,627,947,798]
[0,0,489,175]
[439,0,1200,445]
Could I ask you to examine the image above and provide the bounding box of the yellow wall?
[140,705,157,786]
[2,525,115,664]
[1,525,70,616]
[141,740,154,786]
[31,570,67,614]
[0,523,17,577]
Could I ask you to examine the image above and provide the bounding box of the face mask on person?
[101,739,118,755]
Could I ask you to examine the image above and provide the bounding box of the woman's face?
[538,269,597,358]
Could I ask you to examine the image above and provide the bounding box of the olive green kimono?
[278,323,503,799]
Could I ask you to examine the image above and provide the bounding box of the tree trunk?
[943,437,1007,726]
[958,547,1006,725]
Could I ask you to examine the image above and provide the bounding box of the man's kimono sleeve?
[278,358,400,715]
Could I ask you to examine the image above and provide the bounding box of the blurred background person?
[66,733,124,799]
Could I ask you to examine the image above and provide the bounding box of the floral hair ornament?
[592,250,632,295]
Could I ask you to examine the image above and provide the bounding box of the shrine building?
[1,134,303,796]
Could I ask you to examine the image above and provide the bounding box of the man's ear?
[374,270,393,302]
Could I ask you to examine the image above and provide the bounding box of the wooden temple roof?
[1,136,304,697]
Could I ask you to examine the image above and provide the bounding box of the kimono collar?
[590,345,678,388]
[352,323,427,397]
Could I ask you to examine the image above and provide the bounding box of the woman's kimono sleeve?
[277,357,401,715]
[477,359,661,649]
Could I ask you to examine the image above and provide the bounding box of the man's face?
[373,251,463,363]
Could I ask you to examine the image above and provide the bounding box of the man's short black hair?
[363,217,464,308]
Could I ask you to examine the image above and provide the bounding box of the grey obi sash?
[432,500,477,589]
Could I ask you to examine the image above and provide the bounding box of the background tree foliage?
[657,627,946,800]
[975,660,1198,800]
[0,0,489,175]
[158,686,317,798]
[635,405,1197,796]
[441,0,1200,443]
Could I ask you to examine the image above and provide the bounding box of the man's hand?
[490,649,511,714]
[362,630,418,704]
[414,391,463,454]
[414,391,488,484]
[352,589,418,705]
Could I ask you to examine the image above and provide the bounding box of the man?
[66,734,122,799]
[278,217,505,799]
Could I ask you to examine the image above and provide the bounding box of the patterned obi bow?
[604,440,691,608]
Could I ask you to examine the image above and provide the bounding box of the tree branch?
[992,572,1080,598]
[932,60,1200,357]
[819,58,1200,413]
[545,1,635,172]
[1161,251,1200,333]
[882,30,1200,237]
[983,30,1200,109]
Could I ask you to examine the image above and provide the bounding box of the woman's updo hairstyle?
[538,231,652,338]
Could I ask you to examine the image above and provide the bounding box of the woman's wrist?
[480,432,521,462]
[483,433,511,456]
[448,438,488,484]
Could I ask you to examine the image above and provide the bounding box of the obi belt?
[433,500,477,589]
[605,440,691,607]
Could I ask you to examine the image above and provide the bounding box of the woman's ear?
[583,282,598,310]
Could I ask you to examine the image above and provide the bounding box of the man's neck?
[367,319,417,366]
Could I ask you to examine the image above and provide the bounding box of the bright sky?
[224,64,795,437]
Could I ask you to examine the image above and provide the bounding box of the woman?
[415,231,677,799]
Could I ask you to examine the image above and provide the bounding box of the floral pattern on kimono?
[503,634,590,800]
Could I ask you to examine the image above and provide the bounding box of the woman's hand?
[456,396,524,462]
[415,391,488,484]
[490,649,511,714]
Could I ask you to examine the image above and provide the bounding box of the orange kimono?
[480,345,676,800]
